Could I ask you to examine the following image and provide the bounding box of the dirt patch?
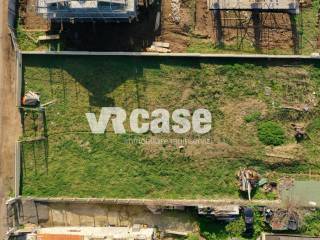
[17,0,313,53]
[158,0,192,52]
[212,11,296,52]
[265,143,305,163]
[0,0,21,238]
[20,0,49,31]
[194,0,213,38]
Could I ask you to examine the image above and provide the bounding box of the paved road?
[0,0,21,239]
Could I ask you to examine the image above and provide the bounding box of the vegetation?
[21,55,320,198]
[225,218,245,237]
[199,208,269,240]
[257,121,285,146]
[299,0,320,55]
[16,25,50,51]
[300,210,320,236]
[244,112,261,123]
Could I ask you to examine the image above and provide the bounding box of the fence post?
[16,51,22,107]
[15,142,21,197]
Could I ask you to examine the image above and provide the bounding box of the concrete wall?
[7,198,197,234]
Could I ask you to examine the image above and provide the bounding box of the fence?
[8,0,19,52]
[8,0,16,30]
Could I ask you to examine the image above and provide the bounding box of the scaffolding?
[208,0,300,12]
[36,0,138,22]
[209,0,301,53]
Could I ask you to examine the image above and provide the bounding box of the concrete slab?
[280,181,320,208]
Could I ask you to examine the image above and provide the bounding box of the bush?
[258,121,285,146]
[225,218,245,237]
[201,232,218,240]
[301,210,320,236]
[187,234,200,240]
[244,111,261,123]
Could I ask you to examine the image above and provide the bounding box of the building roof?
[37,0,137,20]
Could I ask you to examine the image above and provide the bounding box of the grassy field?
[21,55,320,198]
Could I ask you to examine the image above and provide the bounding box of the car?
[243,207,254,237]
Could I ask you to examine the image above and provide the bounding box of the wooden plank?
[146,46,171,53]
[153,41,170,48]
[38,35,60,41]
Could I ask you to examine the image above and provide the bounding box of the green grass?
[21,55,320,198]
[16,25,50,51]
[244,112,261,123]
[300,0,320,54]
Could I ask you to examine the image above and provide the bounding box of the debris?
[178,145,185,152]
[280,105,311,112]
[171,0,180,23]
[264,208,299,231]
[291,123,309,143]
[262,182,277,193]
[258,178,268,187]
[264,87,272,96]
[22,91,40,107]
[41,99,57,108]
[146,46,171,53]
[197,205,240,221]
[237,168,260,200]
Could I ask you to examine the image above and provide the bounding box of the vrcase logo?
[86,107,212,134]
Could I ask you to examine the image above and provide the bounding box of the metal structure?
[36,0,138,22]
[208,0,301,53]
[208,0,299,12]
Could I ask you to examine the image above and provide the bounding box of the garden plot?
[21,55,320,198]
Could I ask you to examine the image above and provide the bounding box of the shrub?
[307,118,320,134]
[225,218,245,237]
[201,232,218,240]
[301,210,320,236]
[187,234,200,240]
[244,111,261,123]
[257,121,285,146]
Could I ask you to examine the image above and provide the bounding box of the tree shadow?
[22,54,202,107]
